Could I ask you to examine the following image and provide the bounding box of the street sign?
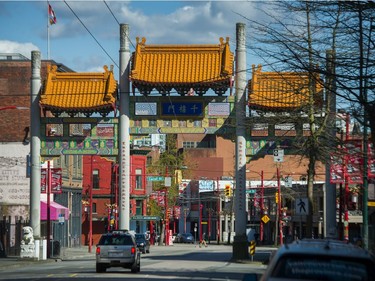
[165,176,172,187]
[147,176,164,181]
[131,215,160,221]
[295,198,309,215]
[58,213,65,224]
[261,215,270,224]
[273,149,284,162]
[284,176,292,187]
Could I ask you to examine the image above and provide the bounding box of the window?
[135,169,143,190]
[93,202,97,213]
[64,155,69,168]
[136,200,143,215]
[93,169,99,189]
[183,141,195,149]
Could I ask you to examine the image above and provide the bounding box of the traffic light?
[225,184,232,197]
[275,192,279,203]
[166,208,171,220]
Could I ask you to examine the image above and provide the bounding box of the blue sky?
[0,1,265,77]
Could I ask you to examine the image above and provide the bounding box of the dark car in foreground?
[176,233,194,244]
[95,230,140,273]
[135,233,150,254]
[248,239,375,281]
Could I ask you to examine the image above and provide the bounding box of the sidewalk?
[0,246,95,270]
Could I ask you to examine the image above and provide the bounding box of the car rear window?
[98,235,134,246]
[271,255,374,281]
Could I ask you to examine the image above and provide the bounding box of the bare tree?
[238,1,355,237]
[239,1,374,240]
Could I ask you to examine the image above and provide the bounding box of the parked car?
[176,233,194,244]
[248,239,375,281]
[135,233,150,254]
[95,230,140,273]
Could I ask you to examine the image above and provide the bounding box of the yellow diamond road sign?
[262,215,270,224]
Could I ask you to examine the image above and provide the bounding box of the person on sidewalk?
[199,233,208,248]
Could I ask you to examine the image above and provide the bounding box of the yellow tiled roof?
[130,37,233,85]
[248,65,323,110]
[40,65,117,113]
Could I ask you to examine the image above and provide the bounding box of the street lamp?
[318,212,324,239]
[199,204,203,242]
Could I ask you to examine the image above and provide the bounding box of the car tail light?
[131,247,136,255]
[96,247,100,255]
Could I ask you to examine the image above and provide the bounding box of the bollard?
[249,240,256,261]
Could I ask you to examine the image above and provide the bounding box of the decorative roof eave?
[40,65,118,113]
[248,103,306,112]
[131,79,230,91]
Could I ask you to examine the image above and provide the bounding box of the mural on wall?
[0,144,30,218]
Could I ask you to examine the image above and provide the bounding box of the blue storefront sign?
[161,102,203,117]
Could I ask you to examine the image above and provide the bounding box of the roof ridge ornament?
[47,64,58,74]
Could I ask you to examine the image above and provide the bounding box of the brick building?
[81,154,148,246]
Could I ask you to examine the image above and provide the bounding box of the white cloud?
[0,40,39,59]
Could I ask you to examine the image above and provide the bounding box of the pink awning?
[40,200,69,221]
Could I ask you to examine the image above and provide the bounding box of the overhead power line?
[63,0,118,69]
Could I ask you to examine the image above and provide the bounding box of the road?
[1,244,270,281]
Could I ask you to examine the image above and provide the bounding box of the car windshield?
[272,255,374,281]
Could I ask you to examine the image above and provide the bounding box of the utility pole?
[260,171,264,243]
[325,49,337,239]
[343,113,350,242]
[217,178,221,244]
[89,155,93,253]
[164,167,171,246]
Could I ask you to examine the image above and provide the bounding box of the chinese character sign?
[161,102,203,117]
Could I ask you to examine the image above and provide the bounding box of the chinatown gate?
[30,23,251,258]
[30,23,326,260]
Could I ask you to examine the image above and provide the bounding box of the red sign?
[41,168,63,194]
[369,144,375,178]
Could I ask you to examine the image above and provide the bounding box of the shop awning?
[40,200,69,221]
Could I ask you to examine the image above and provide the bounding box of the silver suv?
[95,230,141,273]
[258,239,375,281]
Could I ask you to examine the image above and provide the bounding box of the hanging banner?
[369,143,375,178]
[345,140,363,184]
[41,168,62,194]
[330,153,344,184]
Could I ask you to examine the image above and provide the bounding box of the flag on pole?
[48,4,57,25]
